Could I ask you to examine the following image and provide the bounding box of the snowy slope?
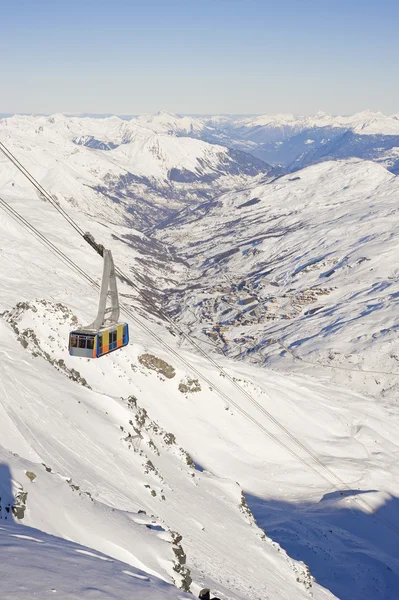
[1,121,399,600]
[0,525,186,600]
[0,519,190,600]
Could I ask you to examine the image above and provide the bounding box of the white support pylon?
[86,249,120,331]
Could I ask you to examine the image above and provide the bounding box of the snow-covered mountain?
[1,114,399,600]
[135,110,206,136]
[128,110,399,143]
[197,111,399,170]
[0,114,275,230]
[231,110,399,142]
[1,113,271,182]
[4,111,399,183]
[125,110,399,174]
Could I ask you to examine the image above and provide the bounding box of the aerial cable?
[0,197,98,290]
[0,141,86,238]
[0,194,332,484]
[111,264,369,495]
[3,196,399,538]
[0,140,394,496]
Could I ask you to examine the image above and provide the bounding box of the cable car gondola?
[69,249,129,358]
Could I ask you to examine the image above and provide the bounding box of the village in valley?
[181,277,334,354]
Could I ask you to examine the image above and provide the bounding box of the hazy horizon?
[0,108,397,120]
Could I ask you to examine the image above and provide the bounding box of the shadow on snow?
[247,488,399,600]
[0,463,15,522]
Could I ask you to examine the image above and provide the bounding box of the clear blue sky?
[1,0,398,115]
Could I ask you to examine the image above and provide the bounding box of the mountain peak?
[155,110,178,117]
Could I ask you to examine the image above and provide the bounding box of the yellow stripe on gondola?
[117,324,123,348]
[102,330,109,355]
